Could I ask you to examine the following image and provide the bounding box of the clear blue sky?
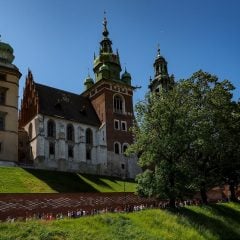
[0,0,239,104]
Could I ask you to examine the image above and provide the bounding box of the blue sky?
[0,0,239,104]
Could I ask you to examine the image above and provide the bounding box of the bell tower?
[82,17,137,177]
[149,46,174,92]
[0,38,21,164]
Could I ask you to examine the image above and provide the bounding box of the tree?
[128,70,240,206]
[127,83,196,208]
[184,71,238,203]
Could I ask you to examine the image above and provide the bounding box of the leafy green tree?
[128,83,196,207]
[128,70,240,206]
[184,71,237,203]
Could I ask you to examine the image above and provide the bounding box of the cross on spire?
[157,43,161,57]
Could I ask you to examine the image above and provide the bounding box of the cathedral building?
[18,18,141,178]
[0,39,21,165]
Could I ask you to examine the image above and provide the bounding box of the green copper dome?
[122,70,131,79]
[0,41,15,63]
[121,68,132,85]
[84,74,94,90]
[84,75,94,84]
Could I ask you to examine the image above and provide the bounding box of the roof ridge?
[35,82,82,98]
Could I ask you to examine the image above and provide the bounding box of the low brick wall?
[0,193,158,220]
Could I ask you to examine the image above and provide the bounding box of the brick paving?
[0,193,158,220]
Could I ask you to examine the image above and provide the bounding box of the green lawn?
[0,202,240,240]
[0,167,136,193]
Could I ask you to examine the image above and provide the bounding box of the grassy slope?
[0,203,240,240]
[0,167,136,193]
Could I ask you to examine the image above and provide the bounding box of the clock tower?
[82,17,139,177]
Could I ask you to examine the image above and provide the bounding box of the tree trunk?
[229,181,237,202]
[200,183,208,205]
[169,170,176,208]
[169,197,176,208]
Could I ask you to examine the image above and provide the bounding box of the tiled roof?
[35,83,100,127]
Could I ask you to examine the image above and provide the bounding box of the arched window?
[113,94,125,114]
[86,128,93,145]
[67,124,74,141]
[122,143,129,155]
[68,145,74,158]
[47,120,56,138]
[114,142,121,154]
[28,123,33,140]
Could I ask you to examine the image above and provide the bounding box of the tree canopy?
[127,70,240,207]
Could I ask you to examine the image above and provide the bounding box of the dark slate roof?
[35,83,101,127]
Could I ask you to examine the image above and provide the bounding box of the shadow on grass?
[79,174,136,191]
[210,203,240,224]
[170,205,240,240]
[79,174,115,190]
[24,168,99,193]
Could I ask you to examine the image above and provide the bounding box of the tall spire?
[102,12,109,38]
[93,14,122,82]
[157,43,161,57]
[100,13,113,53]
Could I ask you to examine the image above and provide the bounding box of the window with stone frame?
[114,119,120,130]
[122,143,129,156]
[47,120,56,138]
[49,142,55,156]
[113,94,125,114]
[0,112,6,131]
[68,145,74,158]
[0,88,7,105]
[114,142,121,154]
[0,142,2,153]
[28,123,33,140]
[121,121,127,131]
[86,148,91,160]
[67,124,74,141]
[86,128,93,145]
[0,73,6,81]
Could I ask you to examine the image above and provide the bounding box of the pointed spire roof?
[100,14,113,54]
[102,16,109,38]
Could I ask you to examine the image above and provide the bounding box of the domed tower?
[93,17,122,82]
[84,74,94,90]
[82,17,139,178]
[149,46,174,92]
[0,38,21,164]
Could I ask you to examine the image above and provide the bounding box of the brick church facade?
[18,17,141,178]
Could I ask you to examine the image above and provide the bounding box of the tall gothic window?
[86,148,91,160]
[114,142,120,154]
[67,124,74,141]
[113,95,124,114]
[86,128,93,145]
[28,123,33,140]
[47,120,56,138]
[68,145,74,158]
[86,128,93,161]
[49,142,55,156]
[122,143,128,155]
